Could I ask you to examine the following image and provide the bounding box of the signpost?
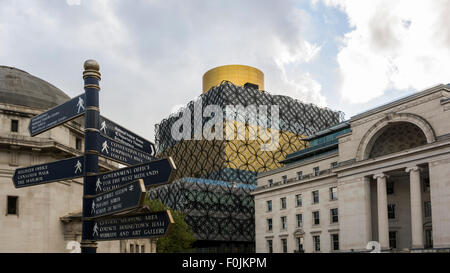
[84,180,146,219]
[97,133,156,166]
[82,210,173,241]
[13,156,84,188]
[29,94,86,136]
[99,115,155,155]
[94,157,176,194]
[12,60,176,253]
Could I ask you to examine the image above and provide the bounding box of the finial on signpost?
[83,59,101,80]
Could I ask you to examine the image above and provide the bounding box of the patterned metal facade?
[148,81,343,249]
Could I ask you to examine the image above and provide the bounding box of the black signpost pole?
[81,60,101,253]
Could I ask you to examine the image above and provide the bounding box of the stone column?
[405,166,424,249]
[374,173,389,249]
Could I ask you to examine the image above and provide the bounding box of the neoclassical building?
[0,65,155,253]
[253,83,450,253]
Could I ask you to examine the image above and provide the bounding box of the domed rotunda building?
[0,66,153,253]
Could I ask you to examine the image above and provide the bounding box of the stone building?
[252,83,450,253]
[0,65,155,253]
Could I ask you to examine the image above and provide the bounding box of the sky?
[1,0,449,142]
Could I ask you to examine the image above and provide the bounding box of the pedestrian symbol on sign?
[101,141,109,154]
[75,160,82,174]
[76,97,85,114]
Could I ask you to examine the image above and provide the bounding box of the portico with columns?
[336,84,450,252]
[254,84,450,253]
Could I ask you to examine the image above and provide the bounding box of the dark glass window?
[313,167,320,176]
[331,208,339,223]
[296,214,303,228]
[424,201,432,218]
[313,211,320,225]
[267,240,273,253]
[7,196,18,215]
[423,179,430,192]
[389,231,397,249]
[268,179,273,187]
[313,235,321,252]
[330,187,338,200]
[11,120,19,132]
[281,239,287,253]
[297,171,303,180]
[267,200,272,212]
[388,204,396,219]
[267,219,273,231]
[331,234,339,251]
[280,197,286,209]
[76,137,82,151]
[387,181,394,195]
[297,237,304,252]
[296,194,302,207]
[331,162,338,169]
[312,191,319,204]
[281,216,287,230]
[282,175,287,184]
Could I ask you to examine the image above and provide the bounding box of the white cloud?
[322,0,450,104]
[66,0,81,6]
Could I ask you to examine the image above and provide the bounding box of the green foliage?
[144,197,196,253]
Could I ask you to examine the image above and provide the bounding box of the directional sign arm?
[93,157,176,194]
[12,156,85,188]
[82,210,174,241]
[29,94,86,137]
[83,179,146,219]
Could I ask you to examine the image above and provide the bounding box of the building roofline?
[350,84,450,122]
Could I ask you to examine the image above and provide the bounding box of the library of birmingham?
[1,64,450,253]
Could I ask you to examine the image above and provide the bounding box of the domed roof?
[0,66,70,110]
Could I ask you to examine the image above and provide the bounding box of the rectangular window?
[313,235,321,252]
[267,219,273,231]
[331,234,339,251]
[141,245,145,253]
[76,137,82,151]
[389,231,397,249]
[423,179,430,192]
[281,239,288,253]
[267,200,272,212]
[387,181,394,195]
[313,167,320,176]
[331,208,339,223]
[281,216,287,230]
[424,201,432,218]
[268,179,273,187]
[280,197,286,209]
[7,196,18,215]
[11,120,19,133]
[267,240,273,253]
[388,204,396,219]
[296,194,302,207]
[331,162,338,169]
[312,191,319,204]
[330,187,338,200]
[130,244,134,253]
[136,245,140,253]
[313,211,320,225]
[282,175,287,184]
[296,214,303,228]
[297,237,304,252]
[297,171,303,180]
